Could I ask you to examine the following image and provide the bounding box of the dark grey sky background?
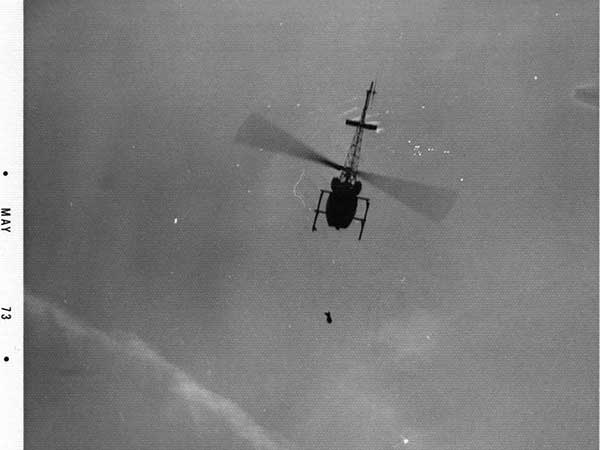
[25,1,597,449]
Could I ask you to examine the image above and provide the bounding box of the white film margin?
[0,1,23,449]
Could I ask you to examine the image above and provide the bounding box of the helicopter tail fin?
[346,81,378,130]
[345,119,378,130]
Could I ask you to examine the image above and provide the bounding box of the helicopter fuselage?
[325,177,362,229]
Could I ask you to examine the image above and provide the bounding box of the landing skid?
[354,195,370,240]
[311,190,328,234]
[312,190,371,240]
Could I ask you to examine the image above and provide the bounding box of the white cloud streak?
[26,294,291,450]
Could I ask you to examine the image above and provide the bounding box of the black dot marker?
[3,356,8,362]
[2,171,7,176]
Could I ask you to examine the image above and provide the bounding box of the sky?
[25,0,597,449]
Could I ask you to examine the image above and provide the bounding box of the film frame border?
[0,1,23,449]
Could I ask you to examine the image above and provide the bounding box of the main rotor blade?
[360,171,458,222]
[235,113,343,171]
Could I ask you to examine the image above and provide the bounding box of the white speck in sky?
[443,150,450,154]
[460,177,464,182]
[533,75,538,80]
[174,217,178,224]
[266,104,271,109]
[69,201,73,207]
[555,12,559,16]
[385,110,390,114]
[279,22,283,26]
[394,436,410,447]
[236,163,240,167]
[247,189,252,193]
[296,103,301,108]
[421,105,425,109]
[408,139,411,144]
[426,335,431,340]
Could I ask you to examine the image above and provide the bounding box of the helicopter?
[235,81,458,240]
